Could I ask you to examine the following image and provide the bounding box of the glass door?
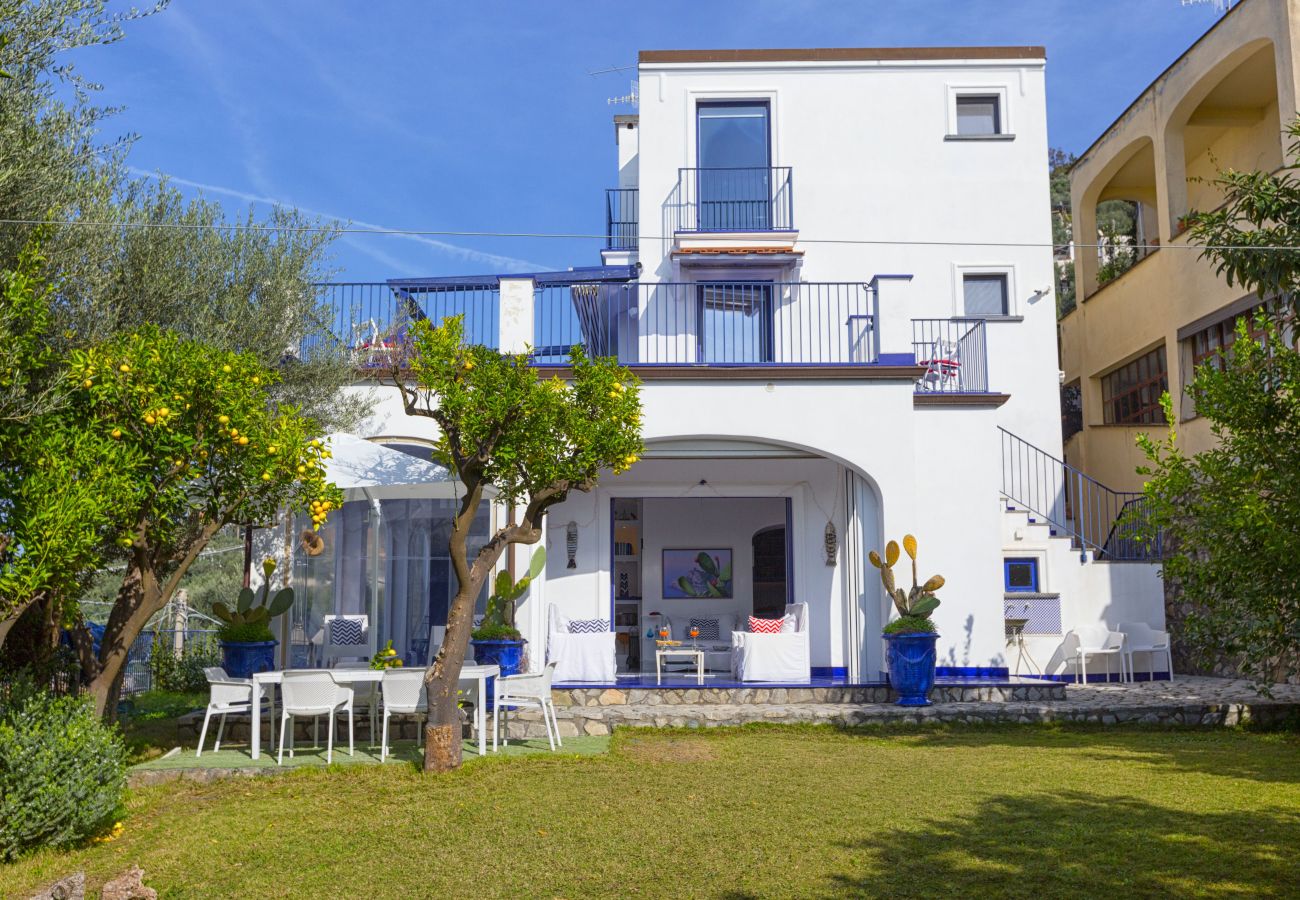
[697,282,773,363]
[696,102,771,231]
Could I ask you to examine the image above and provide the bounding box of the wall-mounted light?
[824,521,837,567]
[566,521,578,569]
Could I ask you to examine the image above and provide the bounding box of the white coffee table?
[656,646,705,685]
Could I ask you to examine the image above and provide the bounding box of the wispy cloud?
[158,9,275,196]
[127,167,550,273]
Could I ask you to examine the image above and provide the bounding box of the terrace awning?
[321,432,470,502]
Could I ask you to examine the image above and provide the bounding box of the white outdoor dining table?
[249,664,500,760]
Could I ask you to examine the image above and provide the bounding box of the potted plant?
[212,558,294,679]
[469,547,546,690]
[870,534,945,707]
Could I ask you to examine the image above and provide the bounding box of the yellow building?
[1061,0,1300,491]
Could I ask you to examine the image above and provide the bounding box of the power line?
[0,216,1296,253]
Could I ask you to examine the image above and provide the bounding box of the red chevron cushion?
[748,616,783,634]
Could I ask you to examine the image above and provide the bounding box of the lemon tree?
[63,325,341,717]
[393,314,642,772]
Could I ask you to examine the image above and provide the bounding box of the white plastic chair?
[1117,622,1174,682]
[1067,625,1129,684]
[276,670,355,765]
[196,667,272,757]
[493,661,561,752]
[380,669,427,761]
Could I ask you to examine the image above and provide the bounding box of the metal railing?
[912,319,989,393]
[315,282,500,370]
[605,188,638,250]
[674,167,794,232]
[999,427,1161,561]
[534,281,875,366]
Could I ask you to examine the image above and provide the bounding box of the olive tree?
[393,316,642,772]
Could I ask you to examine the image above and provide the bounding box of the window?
[962,273,1009,316]
[697,102,771,231]
[1061,381,1083,442]
[1188,304,1269,373]
[956,95,1001,136]
[1101,345,1168,425]
[697,283,772,363]
[1004,558,1040,593]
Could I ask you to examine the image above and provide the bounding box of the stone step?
[552,682,1066,708]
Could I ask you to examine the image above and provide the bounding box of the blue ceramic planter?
[470,638,526,708]
[221,640,278,679]
[884,631,939,706]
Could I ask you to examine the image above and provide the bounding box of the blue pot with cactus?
[471,548,546,706]
[215,557,294,678]
[871,534,945,707]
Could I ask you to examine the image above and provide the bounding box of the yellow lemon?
[110,429,122,439]
[222,364,232,373]
[144,415,155,425]
[158,407,169,417]
[119,364,130,373]
[218,415,230,425]
[251,376,260,384]
[262,472,271,481]
[268,445,278,455]
[297,464,306,474]
[237,436,249,446]
[82,379,93,388]
[229,427,238,437]
[310,439,321,448]
[625,454,638,464]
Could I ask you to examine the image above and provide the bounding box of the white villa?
[282,45,1167,687]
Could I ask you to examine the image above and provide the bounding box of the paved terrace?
[529,676,1300,738]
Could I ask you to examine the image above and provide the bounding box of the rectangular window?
[956,95,1001,136]
[1101,345,1168,425]
[962,273,1009,316]
[1004,558,1040,593]
[697,102,771,231]
[1189,304,1269,373]
[697,283,772,363]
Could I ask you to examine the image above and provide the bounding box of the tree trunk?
[0,594,39,654]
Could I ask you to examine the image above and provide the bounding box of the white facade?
[322,45,1166,684]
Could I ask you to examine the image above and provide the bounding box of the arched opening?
[1079,139,1158,299]
[751,524,789,619]
[1171,41,1282,228]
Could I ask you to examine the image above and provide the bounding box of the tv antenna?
[587,63,639,108]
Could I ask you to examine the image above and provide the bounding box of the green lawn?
[3,724,1299,898]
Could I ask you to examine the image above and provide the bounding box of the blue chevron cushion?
[689,617,720,641]
[567,618,609,634]
[330,618,365,645]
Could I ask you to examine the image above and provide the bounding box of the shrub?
[148,634,220,694]
[0,682,126,860]
[883,615,938,635]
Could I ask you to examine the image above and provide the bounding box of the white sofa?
[731,603,811,683]
[546,606,617,683]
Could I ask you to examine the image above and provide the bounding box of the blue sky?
[67,1,1227,281]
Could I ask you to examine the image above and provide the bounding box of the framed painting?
[662,549,733,599]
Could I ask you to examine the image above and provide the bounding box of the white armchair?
[1066,625,1129,684]
[196,666,272,757]
[1117,622,1174,682]
[546,606,617,683]
[322,614,370,668]
[731,603,811,683]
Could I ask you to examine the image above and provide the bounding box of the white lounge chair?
[380,669,427,761]
[731,603,811,683]
[1066,625,1129,684]
[322,614,370,667]
[196,666,272,757]
[1117,622,1174,682]
[493,661,561,752]
[546,606,616,682]
[276,670,355,765]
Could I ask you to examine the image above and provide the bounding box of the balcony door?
[696,102,771,231]
[697,282,773,364]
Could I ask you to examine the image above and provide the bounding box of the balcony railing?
[534,281,872,366]
[912,319,989,394]
[315,282,499,370]
[605,188,637,251]
[674,167,794,233]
